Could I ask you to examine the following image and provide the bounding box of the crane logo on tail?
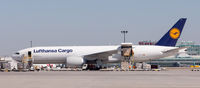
[169,28,180,39]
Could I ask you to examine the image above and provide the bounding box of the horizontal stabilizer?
[162,46,189,54]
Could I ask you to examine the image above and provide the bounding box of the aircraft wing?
[84,49,118,60]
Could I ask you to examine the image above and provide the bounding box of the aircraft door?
[28,51,32,58]
[121,43,134,57]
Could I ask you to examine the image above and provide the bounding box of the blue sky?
[0,0,199,55]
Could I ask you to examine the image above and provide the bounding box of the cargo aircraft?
[12,18,187,68]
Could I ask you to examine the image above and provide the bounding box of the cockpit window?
[15,52,20,55]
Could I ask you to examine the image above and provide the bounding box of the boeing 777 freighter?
[12,18,187,68]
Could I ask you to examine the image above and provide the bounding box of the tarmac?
[0,69,200,88]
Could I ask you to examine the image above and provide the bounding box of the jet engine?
[107,54,122,63]
[66,56,85,66]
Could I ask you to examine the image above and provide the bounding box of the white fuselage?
[12,45,177,64]
[11,18,187,66]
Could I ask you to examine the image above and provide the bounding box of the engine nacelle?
[66,56,85,66]
[107,54,122,63]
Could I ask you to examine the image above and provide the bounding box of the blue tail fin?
[155,18,187,46]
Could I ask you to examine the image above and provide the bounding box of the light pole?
[121,31,128,43]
